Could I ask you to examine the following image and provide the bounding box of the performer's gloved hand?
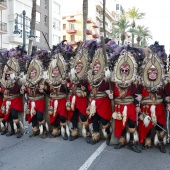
[61,80,66,85]
[167,103,170,111]
[135,94,142,102]
[20,85,25,94]
[135,106,141,113]
[105,90,113,99]
[77,93,82,97]
[39,84,44,93]
[165,96,170,102]
[81,86,86,91]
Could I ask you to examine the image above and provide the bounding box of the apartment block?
[62,13,99,46]
[0,0,8,49]
[0,0,62,50]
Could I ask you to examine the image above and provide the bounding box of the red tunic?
[138,87,166,143]
[1,83,23,122]
[89,80,112,121]
[68,80,88,120]
[0,93,3,117]
[47,84,68,125]
[26,88,45,123]
[113,83,137,137]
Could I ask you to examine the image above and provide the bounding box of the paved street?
[0,124,170,170]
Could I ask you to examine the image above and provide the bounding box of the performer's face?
[93,64,100,75]
[30,69,37,79]
[52,67,59,77]
[75,64,82,73]
[120,64,130,76]
[148,70,157,81]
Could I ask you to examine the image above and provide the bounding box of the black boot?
[16,131,23,138]
[128,142,141,153]
[6,131,14,137]
[114,143,125,149]
[159,144,166,153]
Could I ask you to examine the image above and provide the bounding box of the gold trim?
[114,96,134,104]
[112,51,138,88]
[88,48,106,85]
[4,94,19,100]
[141,53,165,92]
[26,58,44,86]
[28,95,44,101]
[47,53,66,85]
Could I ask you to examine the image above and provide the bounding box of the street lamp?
[13,10,35,51]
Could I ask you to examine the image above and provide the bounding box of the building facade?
[0,0,8,49]
[0,0,62,50]
[62,13,99,46]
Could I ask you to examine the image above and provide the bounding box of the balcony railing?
[67,29,77,34]
[67,16,76,22]
[0,21,7,33]
[92,33,99,39]
[0,0,7,10]
[86,29,92,35]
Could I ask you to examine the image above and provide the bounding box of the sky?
[60,0,170,54]
[120,0,170,53]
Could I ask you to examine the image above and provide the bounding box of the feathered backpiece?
[32,49,51,71]
[149,41,167,73]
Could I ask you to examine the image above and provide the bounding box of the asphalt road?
[0,124,170,170]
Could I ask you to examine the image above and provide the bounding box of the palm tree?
[83,0,88,41]
[103,0,106,38]
[126,7,145,47]
[28,0,36,56]
[129,25,152,46]
[112,15,131,45]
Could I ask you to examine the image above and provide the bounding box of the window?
[44,0,47,9]
[116,4,119,10]
[36,30,40,42]
[53,35,60,44]
[63,24,66,30]
[63,35,66,40]
[70,35,75,42]
[44,15,48,25]
[37,0,40,6]
[53,19,60,31]
[36,12,41,24]
[70,24,75,29]
[53,2,60,14]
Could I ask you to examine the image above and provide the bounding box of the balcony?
[87,19,92,23]
[67,16,76,22]
[0,21,7,34]
[92,24,99,28]
[67,29,77,34]
[92,33,99,39]
[86,29,92,35]
[70,41,77,45]
[0,0,7,10]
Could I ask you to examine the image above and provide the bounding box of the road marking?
[79,141,107,170]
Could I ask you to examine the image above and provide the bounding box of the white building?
[0,0,62,50]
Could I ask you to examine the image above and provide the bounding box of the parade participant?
[46,53,70,140]
[22,54,49,139]
[67,48,90,141]
[0,57,23,138]
[111,49,141,153]
[137,44,167,153]
[87,48,112,145]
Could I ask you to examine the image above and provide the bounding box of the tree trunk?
[103,0,106,38]
[83,0,88,41]
[28,0,36,56]
[131,21,135,47]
